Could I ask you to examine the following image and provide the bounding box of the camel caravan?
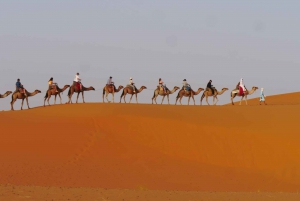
[0,75,260,110]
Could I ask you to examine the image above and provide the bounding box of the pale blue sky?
[0,1,300,110]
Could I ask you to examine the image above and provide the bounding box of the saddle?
[76,82,81,91]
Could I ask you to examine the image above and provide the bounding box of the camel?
[102,85,124,103]
[200,87,228,105]
[231,86,259,105]
[152,86,180,104]
[120,86,147,103]
[44,85,70,106]
[11,90,41,111]
[67,84,95,104]
[0,91,12,98]
[175,88,204,105]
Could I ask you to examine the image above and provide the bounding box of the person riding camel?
[207,80,214,95]
[129,77,137,93]
[73,73,82,91]
[15,78,27,96]
[106,76,115,93]
[182,79,190,92]
[48,77,58,92]
[239,78,246,95]
[159,78,167,94]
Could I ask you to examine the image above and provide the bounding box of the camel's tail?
[152,91,155,99]
[67,88,71,97]
[200,92,205,101]
[103,88,105,95]
[44,92,48,99]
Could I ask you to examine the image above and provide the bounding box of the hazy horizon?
[1,0,300,110]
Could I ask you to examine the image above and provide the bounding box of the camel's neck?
[26,91,39,97]
[83,86,93,91]
[0,92,9,98]
[168,88,177,94]
[194,89,202,95]
[60,86,69,92]
[115,87,122,92]
[248,89,257,95]
[137,88,145,93]
[217,89,227,95]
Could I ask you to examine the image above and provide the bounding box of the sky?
[0,0,300,110]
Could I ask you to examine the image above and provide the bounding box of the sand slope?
[1,92,300,195]
[229,91,300,105]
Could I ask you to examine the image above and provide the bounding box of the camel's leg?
[239,96,243,105]
[135,94,138,104]
[26,97,30,109]
[47,95,51,106]
[11,96,16,111]
[175,98,178,105]
[102,91,105,103]
[21,98,24,110]
[180,97,183,105]
[205,95,210,105]
[192,96,195,105]
[82,91,85,103]
[76,92,80,103]
[54,95,57,105]
[44,98,46,107]
[123,93,127,103]
[188,97,191,105]
[167,95,170,105]
[161,95,165,104]
[59,93,62,104]
[112,92,115,103]
[106,93,109,103]
[129,94,133,103]
[214,96,219,105]
[245,95,248,105]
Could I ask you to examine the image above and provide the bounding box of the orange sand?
[1,92,300,200]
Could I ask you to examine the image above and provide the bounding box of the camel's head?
[174,86,180,90]
[141,86,147,89]
[6,91,13,95]
[90,87,95,90]
[198,88,204,91]
[253,86,259,90]
[119,85,124,89]
[222,88,229,91]
[35,90,42,93]
[65,85,71,88]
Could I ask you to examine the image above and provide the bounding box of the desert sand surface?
[1,92,300,200]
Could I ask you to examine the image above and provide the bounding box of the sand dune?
[1,92,300,200]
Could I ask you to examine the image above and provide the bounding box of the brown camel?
[175,88,204,105]
[152,86,180,104]
[11,90,41,111]
[67,84,95,104]
[44,85,70,106]
[102,85,124,103]
[0,91,12,98]
[231,86,258,105]
[120,86,147,103]
[200,87,228,105]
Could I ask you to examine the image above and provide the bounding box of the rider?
[239,78,246,95]
[48,77,58,92]
[74,73,82,91]
[15,78,26,96]
[207,80,214,95]
[182,79,190,92]
[107,76,115,92]
[159,78,167,94]
[129,77,136,93]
